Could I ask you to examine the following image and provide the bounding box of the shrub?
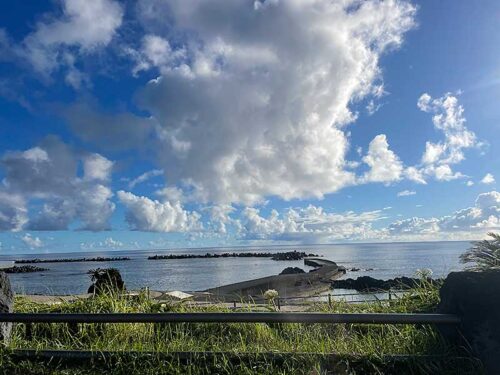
[87,268,126,295]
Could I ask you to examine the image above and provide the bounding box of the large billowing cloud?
[206,204,237,235]
[124,0,416,205]
[0,137,115,231]
[361,135,404,184]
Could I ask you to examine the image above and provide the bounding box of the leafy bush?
[87,268,125,295]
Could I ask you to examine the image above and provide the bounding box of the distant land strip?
[14,257,131,264]
[148,251,319,261]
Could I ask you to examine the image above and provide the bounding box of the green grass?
[0,280,482,374]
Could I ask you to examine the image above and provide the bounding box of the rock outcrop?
[0,272,13,344]
[332,276,440,291]
[279,267,306,275]
[438,271,500,374]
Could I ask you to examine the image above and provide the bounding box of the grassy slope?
[0,280,482,374]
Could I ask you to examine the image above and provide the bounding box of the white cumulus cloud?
[103,237,124,248]
[126,0,416,204]
[410,93,478,183]
[21,233,43,249]
[117,191,202,232]
[362,134,404,184]
[481,173,495,185]
[83,153,114,181]
[0,137,115,231]
[238,191,500,243]
[388,191,500,239]
[240,205,387,243]
[0,192,28,232]
[20,0,123,79]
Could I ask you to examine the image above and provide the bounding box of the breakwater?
[2,265,48,273]
[148,251,318,261]
[14,257,131,264]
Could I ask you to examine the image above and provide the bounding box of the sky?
[0,0,499,254]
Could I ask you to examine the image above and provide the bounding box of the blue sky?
[0,0,499,254]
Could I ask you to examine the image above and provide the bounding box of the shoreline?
[14,258,346,303]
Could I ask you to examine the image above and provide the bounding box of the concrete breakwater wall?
[206,258,345,299]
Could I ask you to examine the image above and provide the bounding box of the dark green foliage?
[87,268,125,295]
[460,232,500,271]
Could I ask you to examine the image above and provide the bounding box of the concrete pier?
[206,260,345,300]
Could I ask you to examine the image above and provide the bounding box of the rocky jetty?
[15,257,130,264]
[347,267,374,272]
[271,251,314,261]
[2,265,48,273]
[148,251,318,261]
[279,267,306,275]
[332,276,441,291]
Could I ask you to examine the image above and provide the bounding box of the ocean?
[0,241,470,295]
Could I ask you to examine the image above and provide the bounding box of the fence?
[0,311,460,362]
[193,290,406,310]
[0,312,460,324]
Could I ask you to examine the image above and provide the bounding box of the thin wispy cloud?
[398,190,416,197]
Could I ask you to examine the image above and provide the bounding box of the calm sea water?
[0,241,469,295]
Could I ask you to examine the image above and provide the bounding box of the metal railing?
[201,290,407,310]
[0,312,460,324]
[1,311,461,363]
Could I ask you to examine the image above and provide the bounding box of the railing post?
[0,272,13,344]
[233,301,236,309]
[328,294,332,308]
[277,298,281,310]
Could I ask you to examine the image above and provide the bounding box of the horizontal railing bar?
[10,349,465,363]
[0,312,460,324]
[253,291,407,300]
[192,298,396,306]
